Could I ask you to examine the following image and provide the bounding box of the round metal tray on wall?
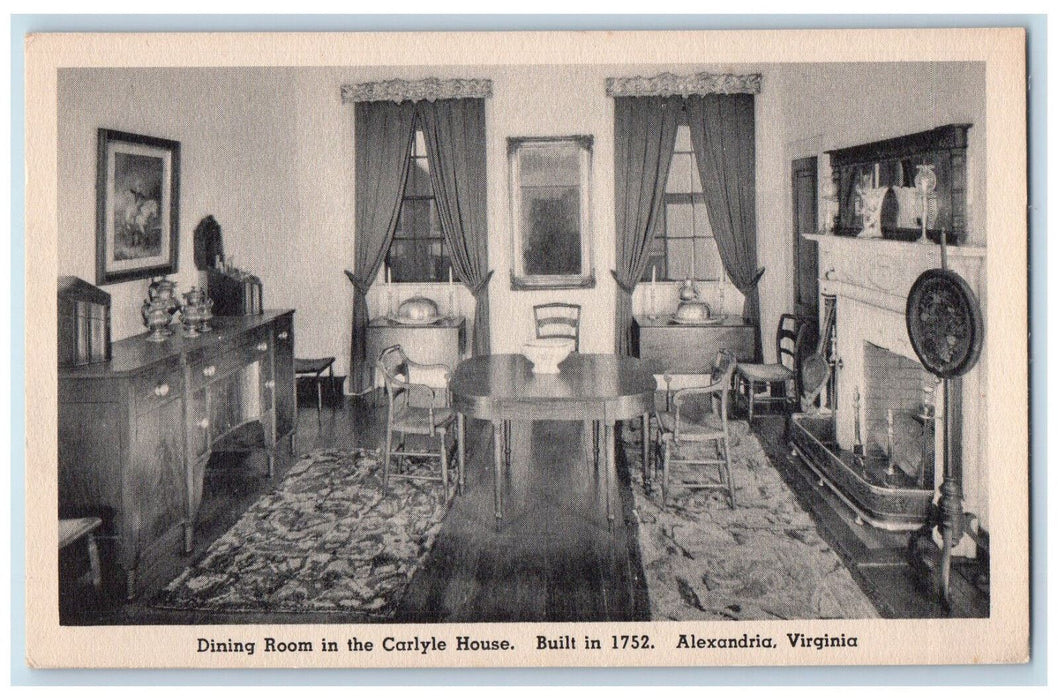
[905,268,983,379]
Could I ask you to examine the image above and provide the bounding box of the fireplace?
[792,234,986,532]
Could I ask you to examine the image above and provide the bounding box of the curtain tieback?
[344,269,371,297]
[610,269,637,296]
[736,267,766,295]
[468,270,494,296]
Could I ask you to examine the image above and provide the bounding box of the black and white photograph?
[24,27,1029,669]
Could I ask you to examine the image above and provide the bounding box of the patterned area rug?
[621,420,879,621]
[155,448,449,617]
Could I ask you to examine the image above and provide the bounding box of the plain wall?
[56,61,986,373]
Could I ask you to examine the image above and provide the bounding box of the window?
[385,127,451,282]
[641,123,725,282]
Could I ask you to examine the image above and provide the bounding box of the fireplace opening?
[861,342,937,490]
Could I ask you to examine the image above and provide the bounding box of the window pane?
[413,128,427,157]
[693,237,723,280]
[666,152,696,194]
[520,145,580,187]
[666,238,693,280]
[395,199,432,239]
[673,123,692,152]
[388,239,448,282]
[692,196,713,237]
[406,156,432,197]
[665,199,694,238]
[521,186,581,275]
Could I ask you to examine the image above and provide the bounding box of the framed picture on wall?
[508,135,595,290]
[95,128,180,285]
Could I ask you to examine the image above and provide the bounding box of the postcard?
[24,26,1028,669]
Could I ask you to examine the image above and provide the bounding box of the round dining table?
[449,353,656,527]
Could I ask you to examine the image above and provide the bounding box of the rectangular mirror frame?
[507,135,595,290]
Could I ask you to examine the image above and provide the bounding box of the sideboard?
[631,315,756,375]
[58,310,295,598]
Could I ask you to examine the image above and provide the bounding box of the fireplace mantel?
[804,233,985,316]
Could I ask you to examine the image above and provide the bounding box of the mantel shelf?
[803,233,986,259]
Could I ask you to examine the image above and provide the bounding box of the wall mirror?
[508,135,595,290]
[827,123,971,244]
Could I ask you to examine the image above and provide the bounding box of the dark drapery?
[611,96,681,355]
[345,100,417,392]
[685,94,763,348]
[418,98,493,356]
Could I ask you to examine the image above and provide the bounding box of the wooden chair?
[735,314,809,423]
[533,302,581,351]
[654,350,738,507]
[377,345,462,501]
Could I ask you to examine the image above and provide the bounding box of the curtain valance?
[341,77,493,104]
[605,72,761,98]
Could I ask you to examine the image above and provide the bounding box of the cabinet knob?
[256,342,269,352]
[153,383,170,397]
[278,331,289,340]
[202,365,217,377]
[196,418,209,429]
[264,379,275,389]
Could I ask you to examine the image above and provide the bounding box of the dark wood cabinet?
[58,311,295,598]
[631,315,756,374]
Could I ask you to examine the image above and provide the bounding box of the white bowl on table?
[521,338,574,374]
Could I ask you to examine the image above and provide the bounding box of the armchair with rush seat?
[653,350,739,507]
[377,345,464,501]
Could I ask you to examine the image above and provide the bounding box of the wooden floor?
[61,394,648,624]
[60,393,986,625]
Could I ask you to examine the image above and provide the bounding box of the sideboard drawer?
[189,348,244,390]
[133,360,183,415]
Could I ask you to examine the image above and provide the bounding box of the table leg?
[457,412,466,494]
[593,421,600,470]
[503,420,512,467]
[642,412,651,486]
[605,421,616,530]
[492,420,504,524]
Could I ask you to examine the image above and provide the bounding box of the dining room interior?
[55,58,991,626]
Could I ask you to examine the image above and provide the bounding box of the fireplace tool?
[904,230,984,609]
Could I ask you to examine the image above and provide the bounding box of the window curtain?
[685,93,764,356]
[418,98,493,356]
[345,100,417,393]
[611,96,681,355]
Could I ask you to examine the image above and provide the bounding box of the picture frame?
[508,135,595,290]
[95,128,180,285]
